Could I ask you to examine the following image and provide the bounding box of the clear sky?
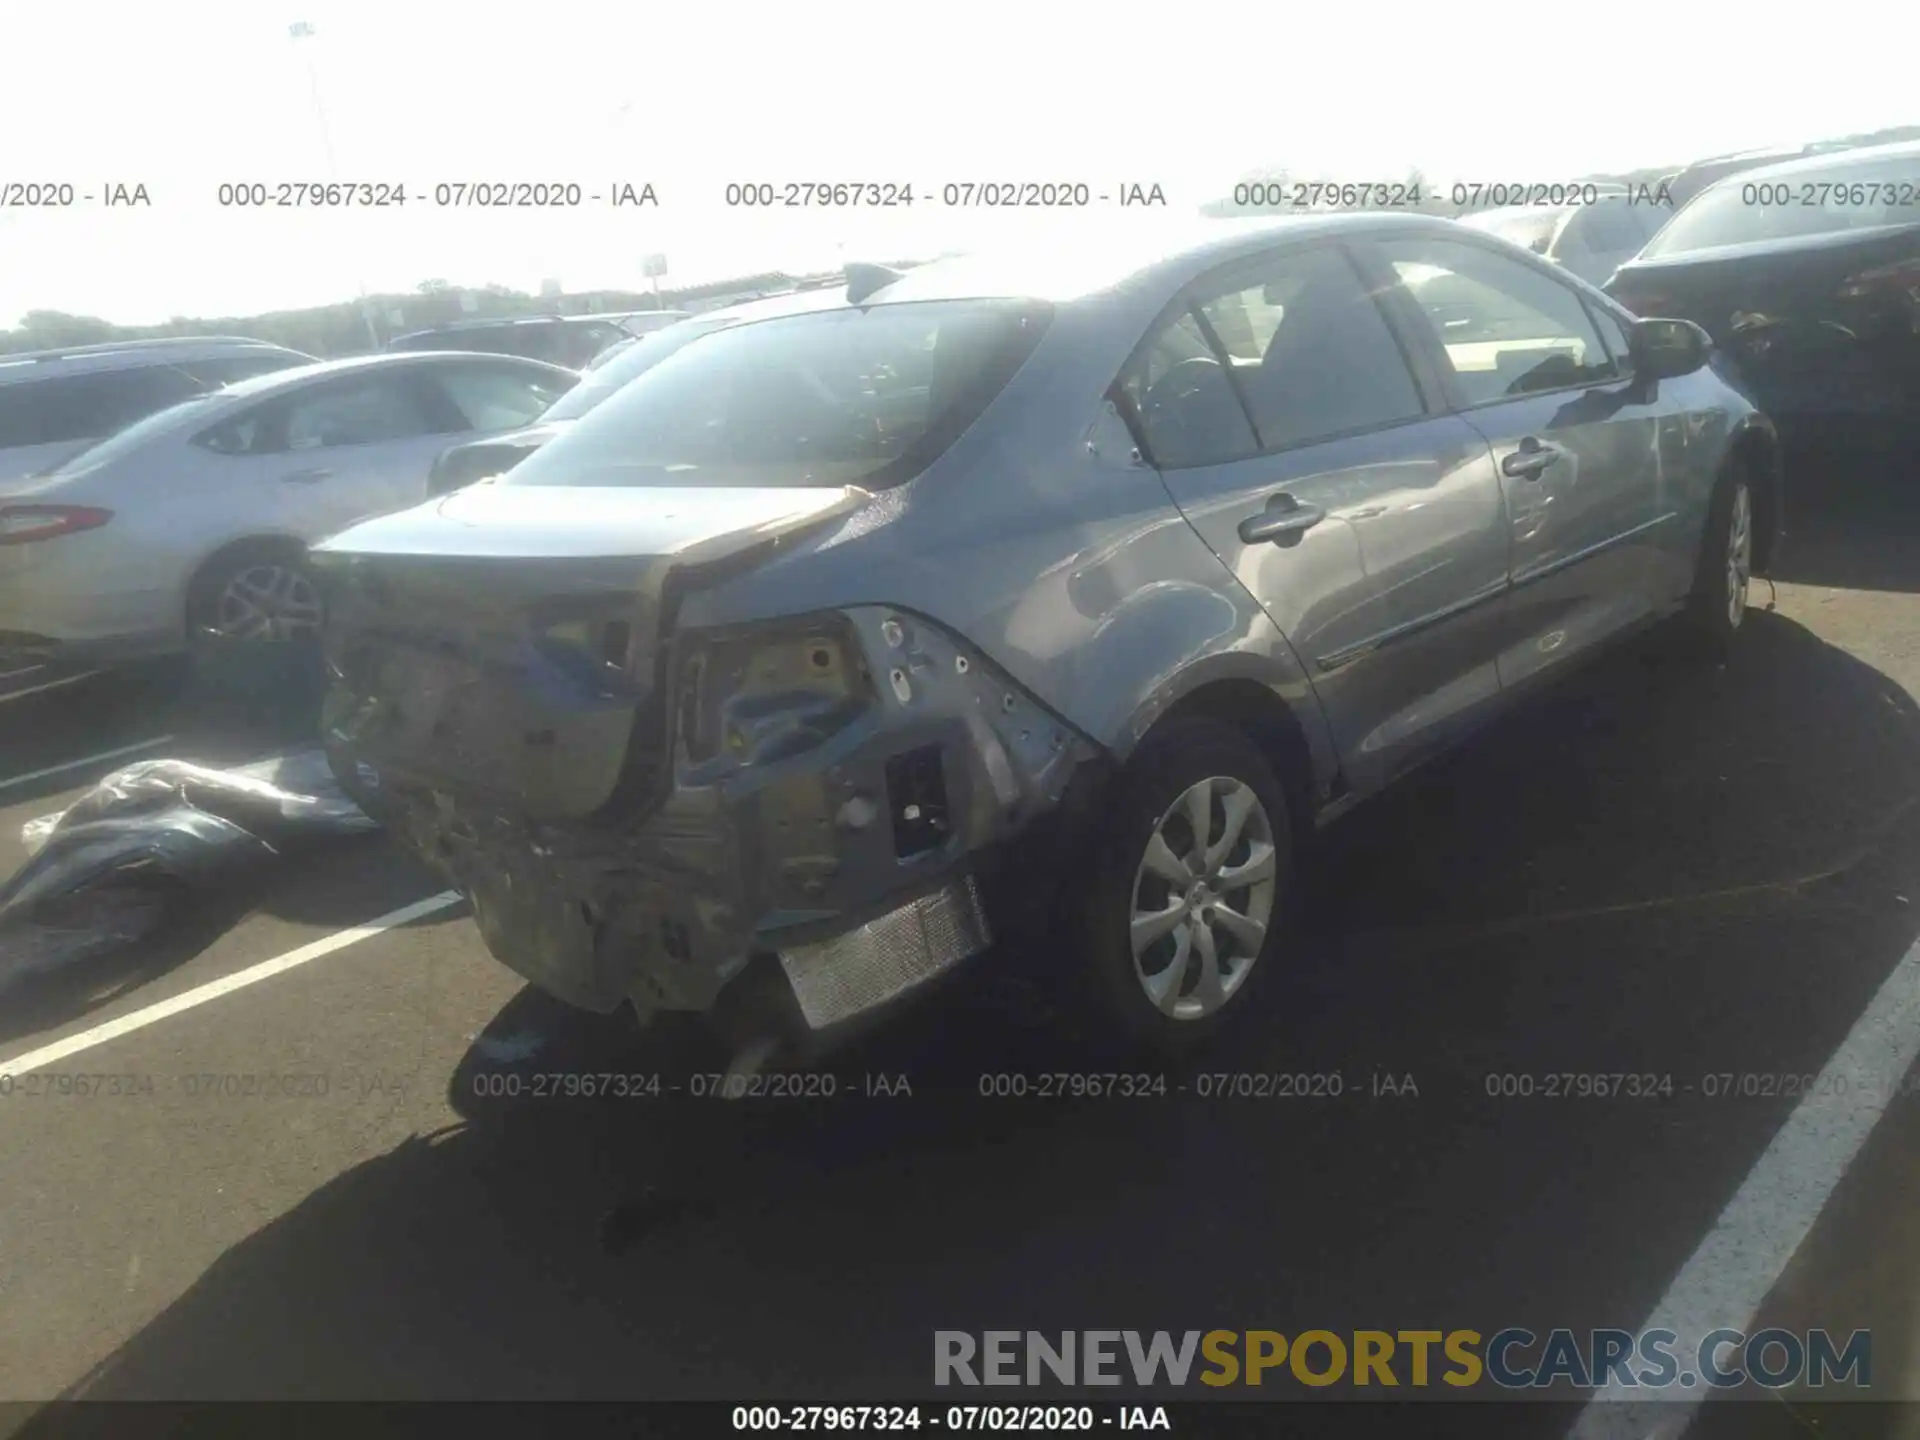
[1,0,1913,327]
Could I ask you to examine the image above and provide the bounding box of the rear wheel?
[1679,468,1753,659]
[184,543,327,717]
[1072,716,1294,1055]
[189,548,323,646]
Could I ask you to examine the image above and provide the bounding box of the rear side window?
[0,364,202,449]
[505,300,1050,490]
[1207,247,1425,451]
[1120,245,1424,466]
[1118,311,1257,469]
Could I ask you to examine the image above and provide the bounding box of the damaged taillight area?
[343,599,1102,1035]
[673,616,876,772]
[0,505,113,546]
[314,552,672,823]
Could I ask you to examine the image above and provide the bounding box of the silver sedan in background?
[0,351,575,681]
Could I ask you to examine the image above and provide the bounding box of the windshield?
[1462,207,1568,253]
[1644,153,1920,256]
[537,318,729,421]
[47,393,221,473]
[507,299,1051,490]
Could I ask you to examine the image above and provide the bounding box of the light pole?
[288,20,382,350]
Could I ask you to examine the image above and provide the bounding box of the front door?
[1362,234,1666,690]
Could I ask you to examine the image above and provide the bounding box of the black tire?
[1071,715,1295,1056]
[1678,465,1755,660]
[183,543,327,715]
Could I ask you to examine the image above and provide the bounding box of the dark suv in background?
[0,336,314,486]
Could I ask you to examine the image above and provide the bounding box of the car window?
[432,363,571,430]
[1573,201,1653,256]
[505,299,1049,490]
[1118,310,1257,469]
[196,405,276,456]
[540,320,730,421]
[282,376,441,450]
[1197,246,1425,452]
[1586,305,1634,367]
[47,393,224,471]
[0,364,202,449]
[1380,238,1618,405]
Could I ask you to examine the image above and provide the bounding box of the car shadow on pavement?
[1770,479,1920,595]
[18,610,1920,1415]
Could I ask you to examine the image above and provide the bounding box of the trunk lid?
[311,483,866,822]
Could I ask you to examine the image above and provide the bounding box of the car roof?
[0,336,308,382]
[1463,203,1574,225]
[1716,138,1920,185]
[860,212,1465,304]
[213,349,574,401]
[389,315,622,341]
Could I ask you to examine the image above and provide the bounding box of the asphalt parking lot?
[5,494,1920,1437]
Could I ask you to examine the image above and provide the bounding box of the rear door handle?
[281,467,334,484]
[1501,437,1564,480]
[1238,493,1326,546]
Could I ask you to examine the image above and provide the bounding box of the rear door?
[1119,240,1514,792]
[198,368,462,538]
[1361,233,1666,690]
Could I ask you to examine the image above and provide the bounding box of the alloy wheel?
[1129,775,1278,1021]
[213,563,322,643]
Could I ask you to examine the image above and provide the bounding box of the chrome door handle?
[1238,493,1326,546]
[281,467,334,484]
[1501,438,1564,480]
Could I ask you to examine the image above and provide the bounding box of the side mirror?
[1628,316,1711,380]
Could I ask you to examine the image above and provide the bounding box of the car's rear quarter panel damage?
[350,602,1100,1024]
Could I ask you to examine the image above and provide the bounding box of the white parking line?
[0,890,464,1077]
[0,668,104,704]
[1568,933,1920,1439]
[0,734,176,792]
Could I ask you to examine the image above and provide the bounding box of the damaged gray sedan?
[311,214,1781,1058]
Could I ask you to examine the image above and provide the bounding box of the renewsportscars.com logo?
[934,1329,1871,1391]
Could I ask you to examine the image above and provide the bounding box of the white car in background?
[0,351,576,684]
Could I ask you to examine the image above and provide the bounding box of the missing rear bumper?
[777,875,990,1030]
